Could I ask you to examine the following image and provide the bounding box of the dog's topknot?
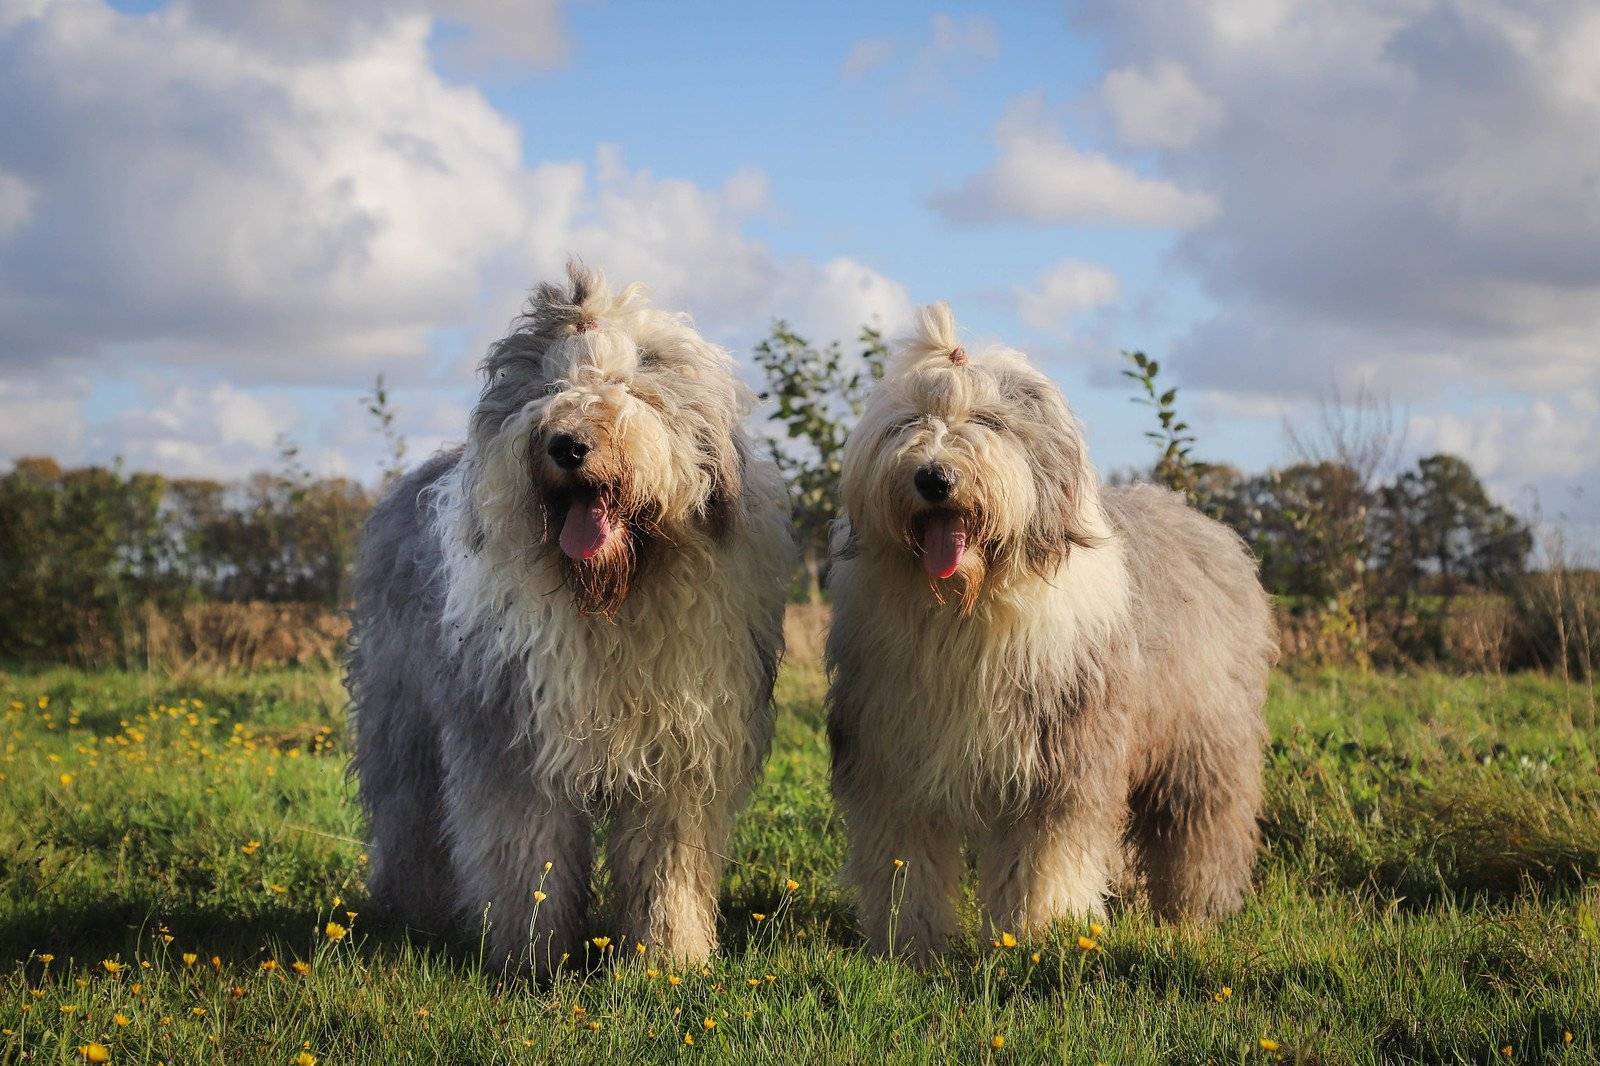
[900,302,967,367]
[526,260,645,338]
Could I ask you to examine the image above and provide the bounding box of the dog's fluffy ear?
[1008,376,1103,572]
[702,432,745,538]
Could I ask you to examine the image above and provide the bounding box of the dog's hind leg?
[1128,736,1261,922]
[607,792,733,964]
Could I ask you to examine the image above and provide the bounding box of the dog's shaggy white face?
[840,303,1108,610]
[461,267,747,615]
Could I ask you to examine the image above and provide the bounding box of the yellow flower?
[209,956,222,970]
[668,975,682,986]
[1089,921,1104,936]
[636,942,646,955]
[78,1044,112,1063]
[892,858,905,868]
[751,913,766,923]
[60,1004,78,1013]
[161,934,174,945]
[59,772,74,787]
[992,1035,1006,1049]
[646,968,660,978]
[543,860,553,872]
[181,952,198,966]
[241,841,261,855]
[999,932,1017,949]
[1501,1047,1512,1059]
[38,953,55,964]
[532,890,547,903]
[683,1033,694,1046]
[747,978,760,987]
[1030,952,1041,964]
[591,936,611,950]
[114,1012,131,1026]
[785,879,800,891]
[1563,1031,1573,1045]
[702,1017,716,1031]
[1259,1038,1278,1051]
[415,1007,430,1019]
[259,959,279,973]
[291,961,311,976]
[295,1053,317,1066]
[324,921,348,941]
[129,983,141,994]
[587,1021,600,1031]
[764,974,775,983]
[1077,936,1099,952]
[102,959,125,974]
[190,1006,207,1017]
[571,1005,586,1017]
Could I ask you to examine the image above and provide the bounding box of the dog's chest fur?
[831,544,1131,820]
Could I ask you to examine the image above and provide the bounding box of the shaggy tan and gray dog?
[826,303,1276,959]
[347,264,793,971]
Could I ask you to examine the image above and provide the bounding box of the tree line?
[0,327,1591,673]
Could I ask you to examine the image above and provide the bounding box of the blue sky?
[3,1,1597,548]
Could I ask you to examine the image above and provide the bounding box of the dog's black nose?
[547,433,591,470]
[913,465,954,503]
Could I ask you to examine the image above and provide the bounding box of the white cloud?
[1014,260,1121,330]
[0,375,87,460]
[775,258,914,345]
[930,95,1219,227]
[0,168,36,239]
[0,2,915,479]
[0,2,531,386]
[1101,62,1223,148]
[841,37,894,79]
[842,14,999,95]
[170,0,570,67]
[1073,0,1600,399]
[86,382,300,480]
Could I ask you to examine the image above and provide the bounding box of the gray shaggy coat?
[347,265,793,971]
[826,303,1276,959]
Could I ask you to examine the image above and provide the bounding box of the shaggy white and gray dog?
[826,304,1276,959]
[347,264,793,971]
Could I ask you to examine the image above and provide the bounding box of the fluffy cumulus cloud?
[1100,61,1223,148]
[0,0,910,478]
[1074,0,1600,402]
[1014,260,1121,331]
[840,13,1000,96]
[930,94,1219,227]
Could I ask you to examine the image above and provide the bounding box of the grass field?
[2,664,1598,1064]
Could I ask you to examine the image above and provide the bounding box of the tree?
[754,321,887,597]
[364,374,408,487]
[1121,351,1210,506]
[1379,453,1532,598]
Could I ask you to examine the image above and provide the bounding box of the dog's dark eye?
[637,348,662,369]
[970,412,1005,431]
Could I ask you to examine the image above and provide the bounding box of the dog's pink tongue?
[559,497,612,561]
[921,516,967,580]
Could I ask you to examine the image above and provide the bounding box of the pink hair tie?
[949,346,968,366]
[576,319,599,333]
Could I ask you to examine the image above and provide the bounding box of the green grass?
[2,665,1598,1064]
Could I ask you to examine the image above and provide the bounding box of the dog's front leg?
[440,750,594,974]
[840,799,963,963]
[976,796,1124,936]
[606,793,731,964]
